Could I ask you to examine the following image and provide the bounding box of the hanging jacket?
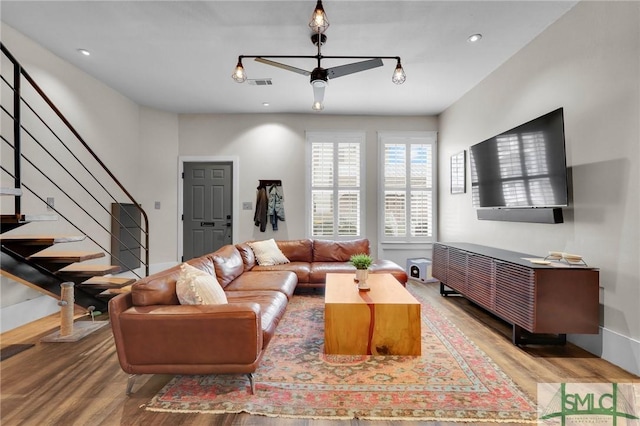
[267,185,285,230]
[254,187,268,232]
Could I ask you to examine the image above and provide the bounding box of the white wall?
[438,1,639,375]
[138,107,179,264]
[173,114,437,260]
[1,25,144,330]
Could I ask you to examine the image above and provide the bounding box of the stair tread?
[22,213,59,221]
[57,264,121,277]
[0,187,22,196]
[28,251,105,263]
[97,285,133,298]
[1,213,59,223]
[0,235,86,244]
[0,234,87,244]
[81,276,136,288]
[97,286,133,299]
[0,214,21,223]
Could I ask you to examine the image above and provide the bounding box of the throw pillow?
[176,263,228,305]
[248,239,290,266]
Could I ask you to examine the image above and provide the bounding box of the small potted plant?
[350,253,373,291]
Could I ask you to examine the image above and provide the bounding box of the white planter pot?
[355,269,370,291]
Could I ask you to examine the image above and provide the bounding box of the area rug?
[145,282,537,422]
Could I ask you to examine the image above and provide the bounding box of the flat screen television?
[469,108,568,209]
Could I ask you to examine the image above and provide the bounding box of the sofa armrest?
[109,291,134,316]
[110,301,263,373]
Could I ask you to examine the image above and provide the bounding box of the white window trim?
[377,131,438,245]
[305,131,366,240]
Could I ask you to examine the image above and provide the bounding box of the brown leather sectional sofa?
[109,238,407,395]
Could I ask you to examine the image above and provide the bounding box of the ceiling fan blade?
[326,58,384,79]
[255,58,311,76]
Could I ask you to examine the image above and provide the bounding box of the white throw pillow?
[248,239,290,266]
[176,263,228,305]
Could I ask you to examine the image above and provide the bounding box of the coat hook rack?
[258,179,282,188]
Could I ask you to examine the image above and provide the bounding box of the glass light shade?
[309,0,329,33]
[312,101,324,111]
[231,61,247,83]
[392,63,406,85]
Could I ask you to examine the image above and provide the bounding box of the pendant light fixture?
[232,0,406,111]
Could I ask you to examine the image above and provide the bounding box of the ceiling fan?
[231,0,406,111]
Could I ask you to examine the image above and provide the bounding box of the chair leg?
[247,373,255,394]
[126,374,138,396]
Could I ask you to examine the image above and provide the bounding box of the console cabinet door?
[447,248,468,294]
[432,244,448,283]
[494,261,535,332]
[466,253,495,311]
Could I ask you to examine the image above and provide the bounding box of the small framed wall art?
[450,150,466,194]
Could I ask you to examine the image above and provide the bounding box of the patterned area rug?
[145,282,537,422]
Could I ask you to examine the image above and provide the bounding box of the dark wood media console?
[432,243,599,345]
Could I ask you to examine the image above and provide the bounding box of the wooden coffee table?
[324,273,421,356]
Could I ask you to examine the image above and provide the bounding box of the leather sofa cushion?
[251,262,311,284]
[237,239,312,271]
[235,242,256,271]
[309,262,355,283]
[310,260,408,284]
[132,255,214,306]
[209,245,245,288]
[225,290,288,348]
[370,259,409,284]
[225,271,297,300]
[313,238,370,262]
[276,239,313,262]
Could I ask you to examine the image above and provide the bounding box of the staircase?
[0,43,149,315]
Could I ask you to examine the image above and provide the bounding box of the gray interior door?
[183,162,232,261]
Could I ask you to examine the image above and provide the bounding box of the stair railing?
[0,42,149,277]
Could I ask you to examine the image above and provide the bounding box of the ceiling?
[0,1,577,116]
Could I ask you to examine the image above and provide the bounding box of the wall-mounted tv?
[469,108,569,213]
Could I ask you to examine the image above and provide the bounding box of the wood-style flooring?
[1,281,638,425]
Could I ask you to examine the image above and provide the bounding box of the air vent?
[248,79,273,86]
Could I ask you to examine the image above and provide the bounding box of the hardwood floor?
[1,281,638,426]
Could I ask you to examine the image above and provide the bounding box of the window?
[378,132,436,242]
[307,132,365,238]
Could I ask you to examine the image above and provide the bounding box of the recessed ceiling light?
[467,34,483,43]
[262,102,270,107]
[77,48,91,56]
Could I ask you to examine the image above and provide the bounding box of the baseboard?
[0,295,59,333]
[569,327,640,376]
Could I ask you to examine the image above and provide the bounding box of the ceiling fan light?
[231,59,247,83]
[392,60,406,85]
[309,0,330,34]
[312,101,324,111]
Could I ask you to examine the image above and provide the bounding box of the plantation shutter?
[381,136,434,241]
[384,144,407,237]
[308,132,364,238]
